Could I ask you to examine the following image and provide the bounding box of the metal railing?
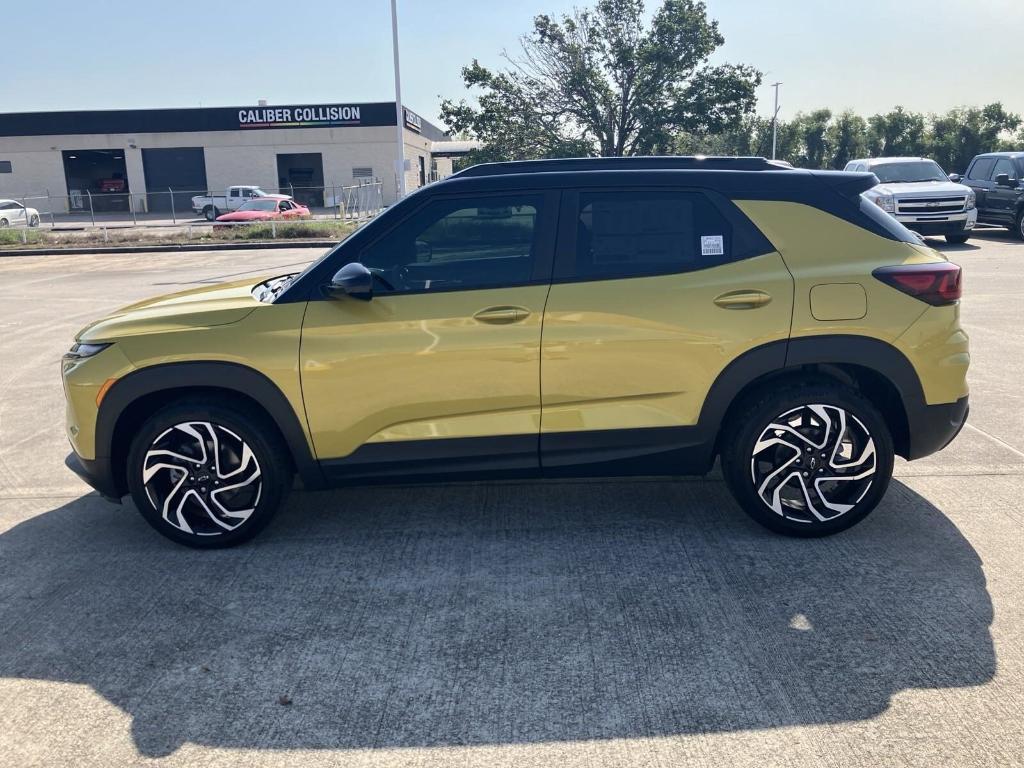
[5,179,384,230]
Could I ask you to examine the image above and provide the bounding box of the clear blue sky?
[3,0,1022,127]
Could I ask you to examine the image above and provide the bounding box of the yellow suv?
[62,157,969,547]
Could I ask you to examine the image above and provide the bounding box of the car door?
[964,157,997,220]
[539,187,793,474]
[987,158,1018,222]
[300,190,557,480]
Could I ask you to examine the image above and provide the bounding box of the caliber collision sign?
[238,105,363,129]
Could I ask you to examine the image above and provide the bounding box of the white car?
[0,199,40,228]
[844,157,977,244]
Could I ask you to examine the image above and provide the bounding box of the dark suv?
[956,152,1024,239]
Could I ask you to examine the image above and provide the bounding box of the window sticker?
[701,235,724,257]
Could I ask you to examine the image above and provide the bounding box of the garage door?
[142,148,208,213]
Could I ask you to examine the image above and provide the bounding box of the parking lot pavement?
[0,233,1022,767]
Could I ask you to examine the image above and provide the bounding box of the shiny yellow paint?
[64,275,310,460]
[300,285,550,459]
[541,252,795,432]
[735,200,968,405]
[810,283,867,321]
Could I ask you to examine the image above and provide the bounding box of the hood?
[873,180,970,196]
[217,210,275,221]
[76,277,267,342]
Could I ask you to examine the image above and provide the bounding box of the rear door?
[539,187,793,472]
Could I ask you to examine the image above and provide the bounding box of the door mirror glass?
[327,262,373,300]
[995,173,1013,188]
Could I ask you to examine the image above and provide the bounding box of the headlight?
[873,195,896,214]
[63,342,110,360]
[966,190,976,211]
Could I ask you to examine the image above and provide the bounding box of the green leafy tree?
[441,0,762,159]
[790,109,833,168]
[929,104,1022,174]
[866,107,928,157]
[827,111,869,169]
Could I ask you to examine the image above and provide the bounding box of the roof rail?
[452,155,795,178]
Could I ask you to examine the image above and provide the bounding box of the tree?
[790,109,833,168]
[827,111,868,169]
[929,104,1021,174]
[440,0,762,160]
[866,107,927,157]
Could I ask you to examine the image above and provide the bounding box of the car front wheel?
[204,206,218,222]
[945,233,969,244]
[126,400,291,548]
[721,384,894,537]
[1016,209,1024,241]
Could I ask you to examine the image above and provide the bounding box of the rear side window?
[858,197,920,243]
[967,158,996,181]
[568,191,739,280]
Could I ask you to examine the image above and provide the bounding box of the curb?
[0,240,338,257]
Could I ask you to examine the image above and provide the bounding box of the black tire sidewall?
[126,402,289,548]
[722,384,895,537]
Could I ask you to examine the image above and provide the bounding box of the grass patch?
[0,220,357,251]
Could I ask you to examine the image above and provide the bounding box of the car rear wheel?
[721,383,894,537]
[0,218,8,228]
[126,400,291,548]
[204,206,218,222]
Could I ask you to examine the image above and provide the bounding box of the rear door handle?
[473,306,530,324]
[713,290,773,309]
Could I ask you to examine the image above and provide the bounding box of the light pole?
[390,0,407,199]
[770,81,782,160]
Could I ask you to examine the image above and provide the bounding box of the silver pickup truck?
[191,186,290,221]
[844,157,977,243]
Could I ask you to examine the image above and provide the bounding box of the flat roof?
[0,102,450,142]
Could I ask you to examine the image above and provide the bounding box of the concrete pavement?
[0,236,1022,767]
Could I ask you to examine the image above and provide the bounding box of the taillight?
[872,262,962,306]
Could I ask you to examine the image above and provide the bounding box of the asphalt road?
[1,234,1022,767]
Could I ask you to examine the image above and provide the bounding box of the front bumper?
[905,396,969,460]
[896,210,977,236]
[65,451,122,503]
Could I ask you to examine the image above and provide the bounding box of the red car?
[215,198,310,222]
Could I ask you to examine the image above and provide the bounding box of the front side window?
[968,157,997,181]
[992,158,1017,181]
[358,194,544,294]
[571,191,733,280]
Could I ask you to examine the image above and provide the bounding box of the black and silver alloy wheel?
[722,384,894,537]
[127,400,290,547]
[750,404,876,524]
[143,421,262,537]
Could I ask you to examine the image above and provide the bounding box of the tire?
[945,233,970,244]
[204,206,218,222]
[126,399,291,548]
[721,382,894,537]
[0,218,8,228]
[29,214,39,227]
[1015,209,1024,241]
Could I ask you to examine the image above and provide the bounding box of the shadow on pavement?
[0,479,994,757]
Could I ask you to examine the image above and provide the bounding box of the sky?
[3,0,1022,129]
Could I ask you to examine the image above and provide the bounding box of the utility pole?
[390,0,407,198]
[770,81,783,160]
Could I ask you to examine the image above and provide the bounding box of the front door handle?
[713,290,773,309]
[473,306,530,324]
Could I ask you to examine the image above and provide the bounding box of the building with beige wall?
[0,102,459,213]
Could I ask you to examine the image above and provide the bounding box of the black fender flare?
[97,361,324,490]
[697,335,926,453]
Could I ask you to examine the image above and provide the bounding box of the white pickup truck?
[191,186,290,221]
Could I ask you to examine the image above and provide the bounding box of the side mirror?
[948,173,962,183]
[995,173,1013,188]
[325,262,373,301]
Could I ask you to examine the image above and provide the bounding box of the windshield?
[238,199,278,212]
[871,160,948,184]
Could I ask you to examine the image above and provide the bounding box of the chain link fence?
[8,179,384,230]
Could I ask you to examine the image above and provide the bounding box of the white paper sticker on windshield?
[701,235,724,256]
